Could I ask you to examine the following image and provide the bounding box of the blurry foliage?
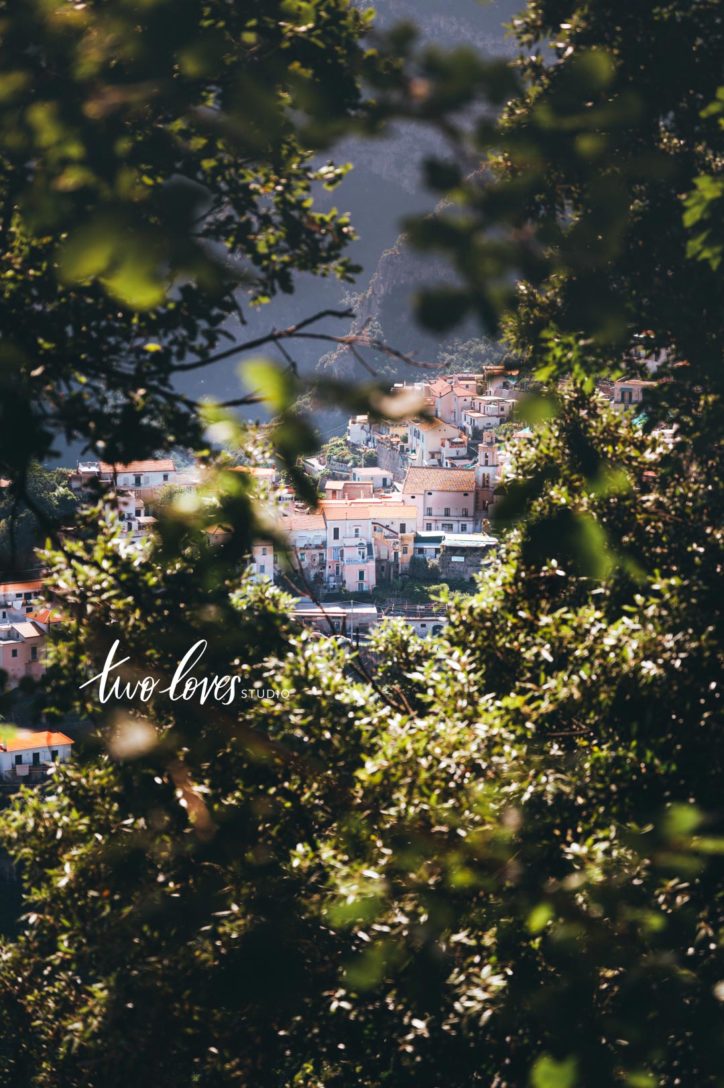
[0,463,77,572]
[0,0,370,477]
[0,2,722,1088]
[373,0,723,393]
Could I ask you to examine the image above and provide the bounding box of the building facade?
[402,467,479,534]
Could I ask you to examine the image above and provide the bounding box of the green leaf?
[528,902,553,934]
[241,360,297,412]
[530,1054,578,1088]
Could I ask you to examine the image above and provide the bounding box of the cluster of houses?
[246,474,498,594]
[0,577,71,783]
[0,366,665,715]
[70,458,200,541]
[348,367,520,479]
[0,578,61,688]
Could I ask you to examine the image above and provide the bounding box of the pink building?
[250,542,274,582]
[434,377,480,426]
[475,432,503,491]
[402,467,478,533]
[320,499,416,592]
[280,512,327,586]
[0,620,45,687]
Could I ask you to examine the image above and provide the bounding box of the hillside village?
[0,366,664,777]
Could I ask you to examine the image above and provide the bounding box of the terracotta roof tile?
[320,500,416,521]
[281,513,326,532]
[0,580,43,596]
[4,731,74,753]
[98,459,176,474]
[403,467,476,493]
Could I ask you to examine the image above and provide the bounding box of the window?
[261,547,267,555]
[333,527,339,540]
[427,491,433,496]
[462,507,469,517]
[358,570,365,582]
[402,546,408,555]
[459,524,467,532]
[258,564,265,574]
[11,648,17,658]
[426,523,432,531]
[444,507,450,517]
[481,474,490,488]
[399,523,406,534]
[135,508,142,517]
[134,474,142,486]
[30,646,37,661]
[163,473,169,482]
[354,527,359,537]
[32,752,40,766]
[463,492,469,497]
[426,507,432,516]
[14,754,22,766]
[442,522,453,531]
[51,750,58,761]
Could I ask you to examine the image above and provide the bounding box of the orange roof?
[0,580,43,595]
[281,513,326,532]
[320,499,415,521]
[230,466,276,478]
[403,467,476,494]
[30,609,62,624]
[99,460,175,474]
[4,731,74,753]
[414,418,460,432]
[427,379,452,397]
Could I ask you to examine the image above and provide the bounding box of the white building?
[0,579,43,619]
[75,458,177,492]
[408,419,468,467]
[460,396,513,437]
[347,414,373,447]
[351,466,394,490]
[0,730,74,781]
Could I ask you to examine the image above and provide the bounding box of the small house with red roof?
[73,458,177,493]
[0,730,74,781]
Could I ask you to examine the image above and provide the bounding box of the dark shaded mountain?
[53,1,520,462]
